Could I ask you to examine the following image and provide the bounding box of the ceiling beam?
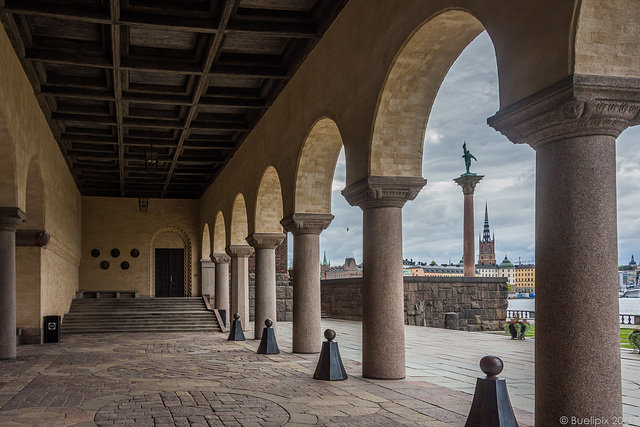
[161,0,241,197]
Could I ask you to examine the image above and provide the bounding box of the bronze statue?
[462,142,477,174]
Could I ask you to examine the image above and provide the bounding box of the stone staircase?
[62,297,221,334]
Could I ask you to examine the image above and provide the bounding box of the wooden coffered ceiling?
[0,0,348,198]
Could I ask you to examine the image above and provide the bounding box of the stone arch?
[149,226,192,296]
[230,194,249,245]
[213,211,226,253]
[294,118,344,214]
[255,166,284,233]
[0,111,18,206]
[16,158,45,343]
[201,223,211,259]
[370,11,487,177]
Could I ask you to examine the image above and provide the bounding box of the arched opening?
[321,147,363,270]
[149,226,192,297]
[370,11,485,177]
[16,158,45,344]
[255,166,284,233]
[213,211,226,253]
[230,194,249,245]
[200,223,214,297]
[201,223,211,260]
[294,118,344,214]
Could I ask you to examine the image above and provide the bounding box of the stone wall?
[249,272,292,322]
[80,197,201,296]
[320,276,509,331]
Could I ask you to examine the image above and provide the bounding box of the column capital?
[226,245,254,258]
[453,174,484,195]
[211,252,231,264]
[488,75,640,150]
[341,176,426,210]
[280,213,334,235]
[246,233,285,250]
[0,208,26,232]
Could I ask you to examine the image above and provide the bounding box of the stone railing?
[506,310,535,320]
[620,314,640,326]
[505,311,640,326]
[320,276,509,331]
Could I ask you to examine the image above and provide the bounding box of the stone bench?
[75,290,138,299]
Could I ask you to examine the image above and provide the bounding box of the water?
[508,298,640,315]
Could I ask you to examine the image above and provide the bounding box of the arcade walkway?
[0,320,638,426]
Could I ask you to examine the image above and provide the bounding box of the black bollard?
[465,355,519,427]
[313,329,348,381]
[257,318,279,354]
[227,313,245,341]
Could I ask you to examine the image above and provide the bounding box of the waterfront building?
[321,256,363,280]
[515,264,536,294]
[499,256,516,285]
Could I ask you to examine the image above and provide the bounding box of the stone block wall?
[249,272,292,322]
[320,276,509,331]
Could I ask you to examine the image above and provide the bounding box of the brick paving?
[0,319,637,426]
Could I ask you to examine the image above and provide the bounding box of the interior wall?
[0,25,82,328]
[80,197,201,296]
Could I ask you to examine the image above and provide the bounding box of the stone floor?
[0,319,638,426]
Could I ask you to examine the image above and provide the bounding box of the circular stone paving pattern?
[94,391,289,426]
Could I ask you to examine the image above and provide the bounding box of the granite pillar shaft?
[342,176,426,379]
[487,76,640,426]
[362,205,405,378]
[227,245,253,332]
[453,175,483,277]
[247,233,285,339]
[463,193,475,276]
[535,135,620,424]
[212,253,230,326]
[0,208,25,360]
[254,247,276,338]
[281,213,333,354]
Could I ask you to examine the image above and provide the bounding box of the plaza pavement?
[0,319,638,426]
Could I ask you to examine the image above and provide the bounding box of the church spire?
[322,251,329,266]
[482,201,491,242]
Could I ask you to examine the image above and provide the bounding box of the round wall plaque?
[130,249,140,258]
[91,249,100,258]
[111,249,120,258]
[121,261,130,270]
[100,260,110,270]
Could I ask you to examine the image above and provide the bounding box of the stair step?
[63,296,220,334]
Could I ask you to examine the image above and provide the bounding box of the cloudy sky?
[299,32,640,268]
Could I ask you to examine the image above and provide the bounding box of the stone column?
[342,176,426,379]
[453,174,483,277]
[200,257,215,297]
[226,245,254,331]
[246,233,285,339]
[281,213,334,354]
[488,75,640,426]
[211,253,230,327]
[0,207,26,359]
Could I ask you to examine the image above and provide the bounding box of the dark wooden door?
[155,249,184,297]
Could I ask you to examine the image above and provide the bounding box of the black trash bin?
[43,315,61,343]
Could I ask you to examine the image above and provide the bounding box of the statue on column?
[462,142,477,174]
